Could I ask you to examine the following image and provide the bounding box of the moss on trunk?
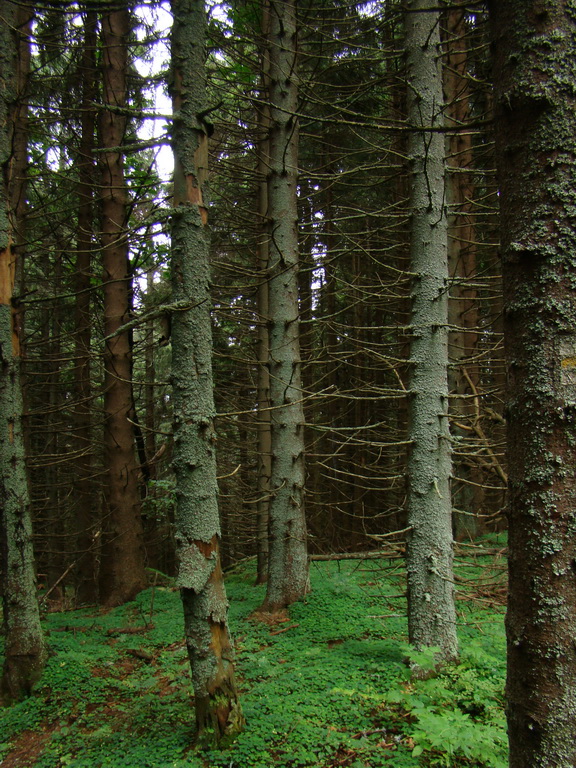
[0,1,46,701]
[170,0,243,745]
[490,2,576,765]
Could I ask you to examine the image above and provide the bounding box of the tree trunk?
[255,0,272,584]
[261,0,309,612]
[144,268,157,481]
[315,163,342,547]
[98,6,147,607]
[74,10,98,604]
[170,0,243,745]
[0,0,46,702]
[404,0,458,667]
[443,7,483,538]
[490,3,576,765]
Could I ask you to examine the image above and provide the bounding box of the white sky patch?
[132,0,233,181]
[134,1,174,181]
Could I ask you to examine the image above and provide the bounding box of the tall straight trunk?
[170,0,243,744]
[0,0,46,701]
[404,0,458,666]
[317,165,341,545]
[75,10,98,604]
[98,6,147,606]
[391,69,411,536]
[46,254,64,597]
[261,0,309,612]
[7,3,30,297]
[350,250,366,529]
[144,268,157,481]
[255,0,272,584]
[444,7,482,537]
[490,3,576,766]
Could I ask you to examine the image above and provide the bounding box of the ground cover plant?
[0,537,507,767]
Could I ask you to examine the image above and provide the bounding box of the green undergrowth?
[0,538,507,767]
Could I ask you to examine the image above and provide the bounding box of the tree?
[0,0,47,701]
[0,0,509,631]
[74,9,98,604]
[254,0,272,585]
[170,0,243,744]
[98,5,147,606]
[443,7,482,536]
[260,0,309,612]
[404,0,458,667]
[490,2,576,765]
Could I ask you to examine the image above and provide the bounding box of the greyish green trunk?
[0,310,47,703]
[0,0,46,702]
[261,0,309,613]
[404,0,458,667]
[490,3,576,766]
[170,0,242,745]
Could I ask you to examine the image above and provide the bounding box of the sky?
[135,1,174,180]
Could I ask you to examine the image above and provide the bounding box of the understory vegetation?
[0,537,507,768]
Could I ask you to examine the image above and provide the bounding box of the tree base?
[0,650,47,705]
[195,688,244,749]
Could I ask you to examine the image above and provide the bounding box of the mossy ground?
[0,536,507,767]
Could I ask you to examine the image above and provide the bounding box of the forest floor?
[0,535,507,768]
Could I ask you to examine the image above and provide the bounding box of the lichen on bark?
[0,0,46,703]
[490,2,576,766]
[260,0,309,614]
[404,0,458,668]
[0,307,48,703]
[170,0,242,743]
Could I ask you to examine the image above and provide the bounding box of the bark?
[261,0,309,612]
[74,10,98,604]
[144,268,157,481]
[45,255,64,597]
[350,250,366,528]
[255,0,272,585]
[404,0,458,666]
[489,3,576,765]
[315,162,342,546]
[391,69,411,537]
[443,8,483,537]
[170,0,243,744]
[98,6,147,606]
[7,3,30,297]
[0,0,46,702]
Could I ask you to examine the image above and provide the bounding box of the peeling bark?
[0,0,46,702]
[170,0,243,744]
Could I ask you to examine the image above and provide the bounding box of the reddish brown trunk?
[255,1,271,583]
[144,269,157,479]
[74,10,98,604]
[443,8,483,536]
[98,7,146,607]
